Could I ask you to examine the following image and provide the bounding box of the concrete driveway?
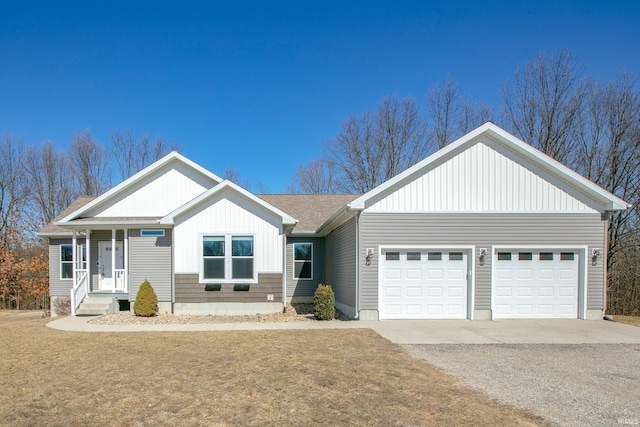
[364,319,640,344]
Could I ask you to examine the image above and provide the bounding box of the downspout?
[603,212,610,319]
[346,209,361,319]
[282,232,287,312]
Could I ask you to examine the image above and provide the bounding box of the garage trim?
[378,245,475,320]
[491,245,588,319]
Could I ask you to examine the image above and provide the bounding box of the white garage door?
[380,249,469,319]
[493,250,579,318]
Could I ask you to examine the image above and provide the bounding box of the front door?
[98,242,124,291]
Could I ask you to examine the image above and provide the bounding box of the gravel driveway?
[405,344,640,427]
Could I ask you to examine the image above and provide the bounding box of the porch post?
[124,228,128,292]
[72,231,77,287]
[111,229,116,292]
[86,229,91,291]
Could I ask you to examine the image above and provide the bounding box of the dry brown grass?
[0,311,552,426]
[612,315,640,327]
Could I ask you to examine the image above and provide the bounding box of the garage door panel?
[538,286,554,297]
[384,286,401,297]
[448,286,464,297]
[406,287,422,297]
[517,269,534,279]
[380,249,469,319]
[448,269,465,280]
[427,269,444,280]
[494,250,578,319]
[385,268,401,280]
[538,269,554,280]
[497,269,512,280]
[427,287,443,297]
[559,286,575,297]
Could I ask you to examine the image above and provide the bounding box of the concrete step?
[76,297,118,316]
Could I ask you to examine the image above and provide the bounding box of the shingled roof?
[258,194,358,232]
[37,196,96,236]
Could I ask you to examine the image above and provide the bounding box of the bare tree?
[290,159,337,194]
[0,134,29,246]
[25,141,76,227]
[68,129,110,196]
[326,95,428,193]
[427,76,494,149]
[223,166,250,190]
[573,73,640,314]
[500,50,586,165]
[109,129,180,180]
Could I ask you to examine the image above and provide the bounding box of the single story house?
[40,122,629,320]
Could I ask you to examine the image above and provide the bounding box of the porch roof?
[38,196,96,237]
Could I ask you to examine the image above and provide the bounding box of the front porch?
[70,229,131,315]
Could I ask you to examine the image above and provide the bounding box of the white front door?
[379,249,469,319]
[99,242,124,291]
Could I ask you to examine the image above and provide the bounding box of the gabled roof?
[348,122,630,212]
[58,151,222,223]
[37,196,96,237]
[258,194,358,233]
[160,180,297,226]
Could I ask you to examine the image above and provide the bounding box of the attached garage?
[493,249,583,319]
[379,248,472,319]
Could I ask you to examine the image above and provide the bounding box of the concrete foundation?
[357,309,379,321]
[586,309,604,320]
[172,302,284,316]
[473,309,492,320]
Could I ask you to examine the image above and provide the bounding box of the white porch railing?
[70,269,89,316]
[114,269,126,292]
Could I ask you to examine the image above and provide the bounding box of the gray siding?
[325,217,357,308]
[129,229,172,302]
[285,237,325,298]
[175,273,282,303]
[359,213,606,312]
[49,238,75,297]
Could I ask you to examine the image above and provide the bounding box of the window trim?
[60,244,73,280]
[141,229,165,237]
[199,234,257,284]
[293,242,313,280]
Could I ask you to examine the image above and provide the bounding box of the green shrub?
[314,284,335,320]
[134,280,159,317]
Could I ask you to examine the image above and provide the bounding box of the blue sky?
[1,1,639,193]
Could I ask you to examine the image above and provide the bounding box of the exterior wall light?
[479,248,487,266]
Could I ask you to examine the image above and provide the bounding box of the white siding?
[173,191,284,274]
[87,162,216,217]
[368,139,601,213]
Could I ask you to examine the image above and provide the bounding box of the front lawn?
[612,315,640,327]
[0,311,550,426]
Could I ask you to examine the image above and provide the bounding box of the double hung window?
[293,243,313,279]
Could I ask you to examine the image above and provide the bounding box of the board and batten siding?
[359,213,607,313]
[367,138,602,213]
[325,217,357,314]
[285,237,325,298]
[173,191,284,274]
[49,238,76,296]
[175,273,282,303]
[87,162,215,217]
[129,229,172,302]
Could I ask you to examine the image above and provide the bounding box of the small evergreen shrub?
[314,284,335,320]
[134,280,159,317]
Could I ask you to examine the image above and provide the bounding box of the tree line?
[1,50,638,315]
[0,129,179,310]
[289,50,640,316]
